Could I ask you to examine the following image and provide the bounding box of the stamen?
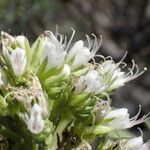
[134,64,139,76]
[130,105,141,121]
[86,35,92,50]
[119,62,127,68]
[55,24,58,37]
[91,34,98,51]
[131,59,136,71]
[56,33,63,44]
[91,34,102,54]
[137,127,143,137]
[99,35,103,47]
[65,28,75,52]
[91,57,96,65]
[117,51,128,66]
[64,36,67,45]
[45,31,54,37]
[126,68,134,78]
[95,54,106,61]
[130,112,150,127]
[127,67,147,82]
[106,56,113,60]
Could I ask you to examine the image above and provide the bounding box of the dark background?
[0,0,149,140]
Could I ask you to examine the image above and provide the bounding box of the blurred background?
[0,0,149,140]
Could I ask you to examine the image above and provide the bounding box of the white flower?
[7,47,27,76]
[105,107,149,129]
[98,55,147,89]
[42,31,66,69]
[26,103,44,134]
[0,72,4,86]
[66,35,102,68]
[125,136,150,150]
[74,70,107,94]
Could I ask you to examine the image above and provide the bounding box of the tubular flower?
[104,107,149,130]
[98,56,147,90]
[26,103,44,134]
[74,70,107,94]
[42,31,66,69]
[124,136,150,150]
[7,47,27,76]
[66,35,102,69]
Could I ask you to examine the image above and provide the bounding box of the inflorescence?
[0,29,149,150]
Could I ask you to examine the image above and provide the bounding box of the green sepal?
[24,38,31,67]
[33,133,47,143]
[84,125,113,136]
[45,133,52,146]
[69,93,91,107]
[72,67,88,77]
[30,36,46,68]
[0,96,8,116]
[39,66,64,81]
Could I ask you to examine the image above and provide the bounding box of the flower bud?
[15,35,26,48]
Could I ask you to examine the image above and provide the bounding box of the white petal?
[42,37,66,69]
[0,73,4,86]
[105,108,128,119]
[15,35,26,47]
[72,47,91,67]
[9,48,27,76]
[105,108,131,129]
[126,137,143,147]
[125,137,150,150]
[27,104,44,134]
[67,40,84,60]
[60,64,71,77]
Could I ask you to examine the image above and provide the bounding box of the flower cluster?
[0,30,149,150]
